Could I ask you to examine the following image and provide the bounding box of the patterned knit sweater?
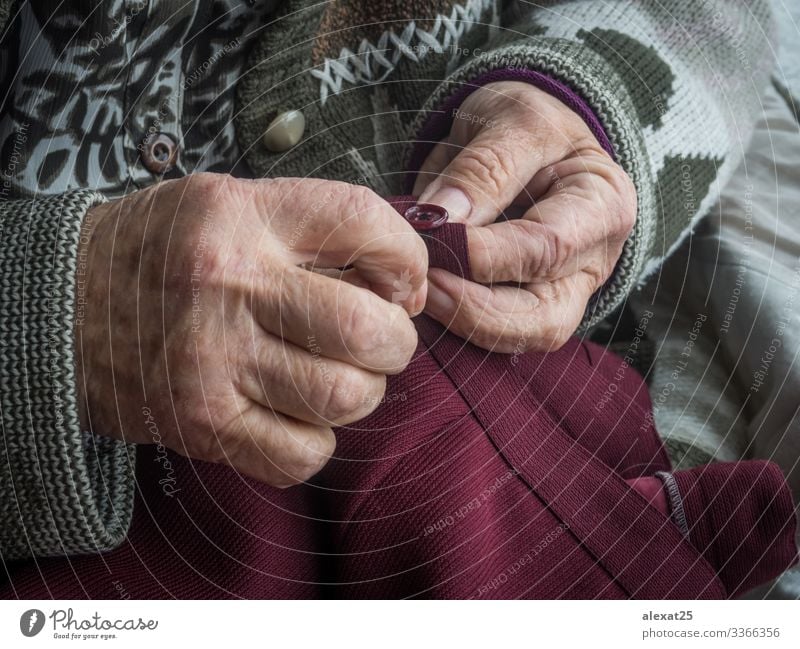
[0,0,776,559]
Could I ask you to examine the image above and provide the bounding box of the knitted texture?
[0,0,779,561]
[2,333,795,598]
[0,191,136,560]
[236,0,776,330]
[673,461,799,598]
[0,0,9,36]
[406,1,775,328]
[2,199,795,599]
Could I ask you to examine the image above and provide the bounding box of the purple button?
[403,203,449,231]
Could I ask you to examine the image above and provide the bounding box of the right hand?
[77,173,427,487]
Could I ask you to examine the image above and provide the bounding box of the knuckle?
[341,299,415,370]
[186,417,236,466]
[195,236,226,282]
[546,230,578,275]
[506,221,542,279]
[584,264,608,293]
[456,293,523,353]
[451,145,514,199]
[168,180,232,285]
[405,233,429,276]
[278,430,336,485]
[185,171,227,206]
[488,232,519,281]
[167,333,202,376]
[380,306,418,369]
[340,298,380,354]
[520,287,575,352]
[312,365,373,424]
[347,184,384,219]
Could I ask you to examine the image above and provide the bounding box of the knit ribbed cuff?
[0,191,136,560]
[407,38,656,330]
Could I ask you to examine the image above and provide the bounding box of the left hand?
[414,81,637,352]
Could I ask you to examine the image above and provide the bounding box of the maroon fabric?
[1,199,796,600]
[413,316,724,599]
[673,462,799,598]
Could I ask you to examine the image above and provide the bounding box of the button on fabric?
[402,203,449,231]
[141,133,179,174]
[262,110,306,152]
[386,195,471,280]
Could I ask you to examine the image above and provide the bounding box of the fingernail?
[419,186,472,222]
[410,283,427,317]
[425,278,455,316]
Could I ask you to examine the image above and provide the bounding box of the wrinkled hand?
[415,81,636,352]
[78,173,427,487]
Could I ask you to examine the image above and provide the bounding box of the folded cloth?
[1,198,796,599]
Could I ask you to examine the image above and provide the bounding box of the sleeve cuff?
[654,470,690,537]
[0,191,136,560]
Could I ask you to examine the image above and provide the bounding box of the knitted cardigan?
[0,0,778,559]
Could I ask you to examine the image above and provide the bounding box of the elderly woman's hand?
[414,81,637,352]
[77,174,427,487]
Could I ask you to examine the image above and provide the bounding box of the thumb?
[417,124,545,225]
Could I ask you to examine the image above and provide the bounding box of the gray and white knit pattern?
[0,0,780,559]
[409,0,776,329]
[0,191,135,560]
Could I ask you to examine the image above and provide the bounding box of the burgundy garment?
[1,199,796,599]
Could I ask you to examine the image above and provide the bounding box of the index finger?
[260,179,429,315]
